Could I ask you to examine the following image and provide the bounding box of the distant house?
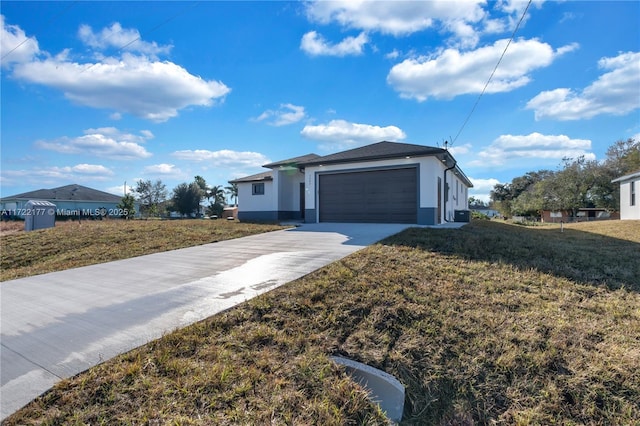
[470,208,500,218]
[229,141,473,225]
[0,184,137,219]
[540,208,619,223]
[612,170,640,220]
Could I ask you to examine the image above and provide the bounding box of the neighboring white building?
[229,141,473,225]
[612,170,640,220]
[0,184,137,218]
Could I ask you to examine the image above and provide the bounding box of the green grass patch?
[4,220,640,424]
[0,219,287,282]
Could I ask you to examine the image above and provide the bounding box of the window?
[252,183,265,195]
[631,181,636,206]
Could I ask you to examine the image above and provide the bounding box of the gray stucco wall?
[237,210,303,223]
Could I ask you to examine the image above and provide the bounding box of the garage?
[318,167,417,223]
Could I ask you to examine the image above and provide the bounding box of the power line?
[451,0,533,146]
[116,2,200,52]
[1,1,78,62]
[78,1,200,75]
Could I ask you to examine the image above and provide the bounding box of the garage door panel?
[319,168,417,223]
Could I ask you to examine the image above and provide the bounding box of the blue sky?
[1,1,639,202]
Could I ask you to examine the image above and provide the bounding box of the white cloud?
[302,0,547,49]
[253,104,306,126]
[1,164,114,188]
[470,177,501,192]
[2,19,230,122]
[448,143,472,157]
[387,38,576,101]
[301,31,368,56]
[143,163,184,177]
[78,23,172,57]
[36,128,153,160]
[469,177,502,202]
[0,15,39,67]
[385,49,400,60]
[13,53,230,122]
[300,119,406,150]
[106,183,134,196]
[304,0,486,41]
[526,51,640,121]
[171,149,270,168]
[469,132,595,167]
[71,164,114,175]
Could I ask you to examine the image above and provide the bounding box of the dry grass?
[4,220,640,425]
[0,219,287,282]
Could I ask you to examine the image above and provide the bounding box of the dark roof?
[301,141,447,166]
[263,153,320,169]
[229,171,273,184]
[1,184,122,202]
[229,141,472,187]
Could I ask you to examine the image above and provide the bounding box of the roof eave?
[304,150,446,167]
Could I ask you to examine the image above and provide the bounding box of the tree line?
[118,176,238,219]
[489,138,639,218]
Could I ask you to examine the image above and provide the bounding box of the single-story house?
[612,170,640,220]
[229,141,473,225]
[540,208,619,223]
[0,184,137,219]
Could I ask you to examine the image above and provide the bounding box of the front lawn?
[5,220,640,425]
[0,219,287,282]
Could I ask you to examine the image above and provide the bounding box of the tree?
[490,170,552,217]
[536,157,597,217]
[206,202,224,218]
[594,138,640,210]
[194,175,209,200]
[606,138,640,176]
[117,194,136,219]
[206,185,226,218]
[171,182,202,217]
[490,139,639,219]
[510,183,545,217]
[490,183,513,217]
[226,183,238,206]
[133,179,167,217]
[209,185,226,206]
[468,196,488,209]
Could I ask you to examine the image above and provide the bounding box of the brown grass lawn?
[4,219,640,425]
[0,219,287,282]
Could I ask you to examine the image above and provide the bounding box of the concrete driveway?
[0,222,415,420]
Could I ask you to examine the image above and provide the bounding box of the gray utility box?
[454,209,471,222]
[24,200,56,231]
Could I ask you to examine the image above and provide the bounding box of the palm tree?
[209,185,226,206]
[225,183,238,206]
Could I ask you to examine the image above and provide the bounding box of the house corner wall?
[277,169,305,221]
[619,178,640,220]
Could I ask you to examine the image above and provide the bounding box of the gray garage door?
[319,167,417,223]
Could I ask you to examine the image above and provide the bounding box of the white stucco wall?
[236,180,276,212]
[276,169,305,212]
[304,156,470,223]
[618,178,640,220]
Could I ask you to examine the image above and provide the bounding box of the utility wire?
[1,1,78,62]
[78,1,199,75]
[117,1,200,52]
[451,0,533,146]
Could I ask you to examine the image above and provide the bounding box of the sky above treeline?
[1,1,639,202]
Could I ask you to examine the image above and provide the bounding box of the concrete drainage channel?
[331,356,405,424]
